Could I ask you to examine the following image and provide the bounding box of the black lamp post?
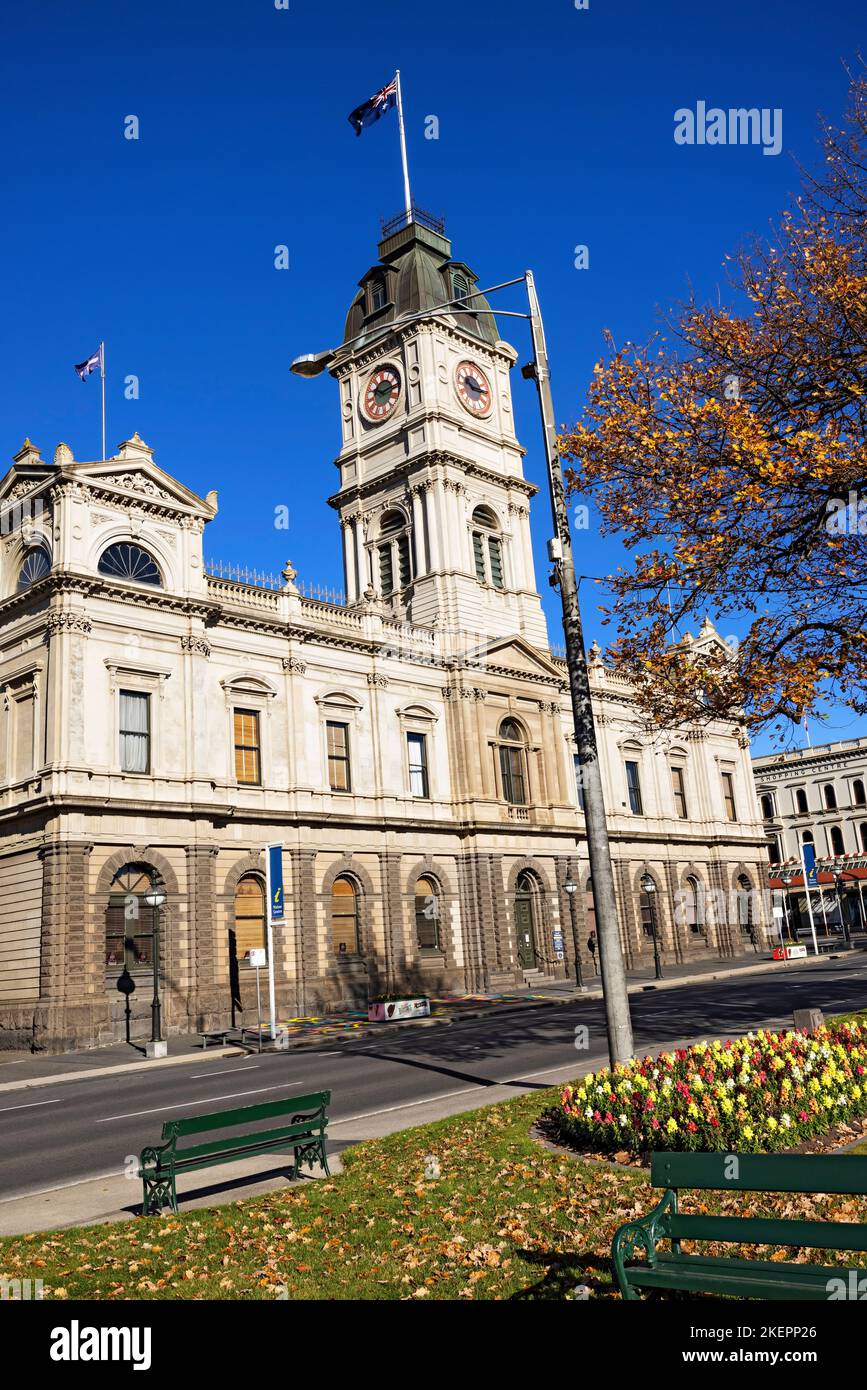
[143,885,166,1046]
[831,861,852,947]
[641,873,663,980]
[563,869,585,992]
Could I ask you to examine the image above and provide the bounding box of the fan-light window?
[17,547,51,591]
[98,542,162,586]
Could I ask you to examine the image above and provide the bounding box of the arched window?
[760,794,774,820]
[861,822,867,853]
[377,509,412,597]
[802,830,814,845]
[331,877,360,956]
[17,546,51,591]
[830,825,845,856]
[105,862,159,970]
[824,784,838,811]
[98,542,162,586]
[736,874,754,938]
[854,780,866,807]
[498,719,527,805]
[369,277,386,313]
[795,788,808,814]
[470,506,504,590]
[234,875,266,959]
[452,272,470,307]
[768,836,782,865]
[414,876,441,953]
[685,875,706,935]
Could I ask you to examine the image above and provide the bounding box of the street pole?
[564,868,585,992]
[150,904,162,1042]
[524,270,633,1064]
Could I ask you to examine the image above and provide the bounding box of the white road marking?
[96,1082,308,1122]
[189,1066,260,1079]
[0,1098,62,1114]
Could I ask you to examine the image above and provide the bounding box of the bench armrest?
[612,1188,677,1298]
[138,1140,174,1177]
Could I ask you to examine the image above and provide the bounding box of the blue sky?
[1,0,862,754]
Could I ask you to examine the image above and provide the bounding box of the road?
[0,955,864,1206]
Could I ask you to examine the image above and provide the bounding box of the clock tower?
[328,212,549,650]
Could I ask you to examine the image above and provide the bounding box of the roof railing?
[380,205,446,238]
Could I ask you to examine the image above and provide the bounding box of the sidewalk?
[0,943,861,1093]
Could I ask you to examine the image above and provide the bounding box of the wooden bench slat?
[667,1212,867,1252]
[170,1121,323,1165]
[651,1151,867,1196]
[628,1253,846,1299]
[162,1090,330,1140]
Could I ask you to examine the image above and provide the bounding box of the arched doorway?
[514,870,539,971]
[104,862,163,1042]
[228,875,267,1022]
[414,876,441,954]
[331,876,361,957]
[105,863,160,971]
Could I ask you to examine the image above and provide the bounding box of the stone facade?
[0,223,771,1051]
[752,737,867,863]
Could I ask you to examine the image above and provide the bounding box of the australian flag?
[74,344,102,381]
[348,77,397,136]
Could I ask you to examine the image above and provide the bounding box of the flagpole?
[100,341,106,461]
[394,70,412,221]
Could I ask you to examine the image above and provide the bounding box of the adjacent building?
[752,737,867,864]
[0,214,770,1051]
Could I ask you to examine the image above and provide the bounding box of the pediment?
[72,457,216,518]
[458,632,564,683]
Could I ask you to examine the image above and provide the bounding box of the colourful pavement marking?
[247,992,550,1040]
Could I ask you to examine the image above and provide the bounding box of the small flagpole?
[394,70,412,222]
[100,341,106,461]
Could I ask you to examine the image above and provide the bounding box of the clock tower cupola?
[328,211,547,649]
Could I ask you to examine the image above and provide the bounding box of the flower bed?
[559,1020,867,1157]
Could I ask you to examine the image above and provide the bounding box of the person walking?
[587,931,598,976]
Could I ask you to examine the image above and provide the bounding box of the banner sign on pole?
[264,844,283,1040]
[268,845,285,920]
[802,842,818,886]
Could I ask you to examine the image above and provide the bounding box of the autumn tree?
[561,68,867,741]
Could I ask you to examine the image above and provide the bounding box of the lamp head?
[290,350,335,378]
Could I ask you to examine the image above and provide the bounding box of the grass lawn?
[2,1082,867,1301]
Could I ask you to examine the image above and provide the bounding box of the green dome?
[343,216,500,350]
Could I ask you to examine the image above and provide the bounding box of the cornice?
[327,451,537,511]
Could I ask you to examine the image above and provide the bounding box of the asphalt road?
[0,956,864,1204]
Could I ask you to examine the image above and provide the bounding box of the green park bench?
[612,1151,867,1300]
[139,1090,331,1216]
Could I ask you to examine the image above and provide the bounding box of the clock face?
[455,360,492,416]
[362,365,401,421]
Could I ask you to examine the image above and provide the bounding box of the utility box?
[793,1007,824,1034]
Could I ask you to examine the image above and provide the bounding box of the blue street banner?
[802,841,818,886]
[268,844,284,921]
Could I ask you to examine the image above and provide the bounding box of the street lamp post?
[290,263,635,1065]
[143,886,167,1056]
[641,873,663,980]
[830,861,852,947]
[563,868,585,992]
